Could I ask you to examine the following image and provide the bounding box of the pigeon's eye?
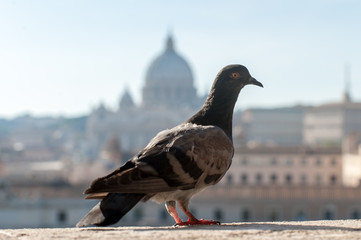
[231,72,240,79]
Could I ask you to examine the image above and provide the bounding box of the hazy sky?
[0,0,360,118]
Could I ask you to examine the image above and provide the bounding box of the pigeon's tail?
[76,193,145,227]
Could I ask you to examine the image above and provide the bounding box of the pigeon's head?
[215,64,263,89]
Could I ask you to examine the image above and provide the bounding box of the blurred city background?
[1,0,361,228]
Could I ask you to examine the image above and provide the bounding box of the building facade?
[86,34,204,157]
[303,100,361,145]
[241,107,305,146]
[242,94,361,147]
[223,145,342,187]
[142,35,198,109]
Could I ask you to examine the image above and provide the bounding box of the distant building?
[242,91,361,147]
[190,185,361,222]
[3,184,361,228]
[241,106,305,146]
[0,185,96,228]
[303,97,361,146]
[142,35,199,109]
[223,145,342,187]
[86,34,204,157]
[342,133,361,187]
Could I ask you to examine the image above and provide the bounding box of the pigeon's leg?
[176,200,220,226]
[165,201,183,224]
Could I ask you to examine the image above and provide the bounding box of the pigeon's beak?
[248,77,263,88]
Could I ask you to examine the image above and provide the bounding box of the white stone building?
[86,34,204,158]
[303,97,361,145]
[241,106,305,146]
[242,92,361,147]
[223,145,342,187]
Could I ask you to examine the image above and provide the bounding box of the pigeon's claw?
[174,219,220,226]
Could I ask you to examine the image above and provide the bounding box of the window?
[351,210,360,219]
[241,209,251,222]
[270,174,277,184]
[57,210,67,224]
[269,210,279,221]
[296,210,306,221]
[256,174,262,185]
[285,158,293,166]
[241,174,248,184]
[315,158,322,166]
[330,175,337,185]
[241,158,248,166]
[213,208,223,221]
[323,209,334,220]
[270,158,277,166]
[134,208,143,221]
[285,174,293,185]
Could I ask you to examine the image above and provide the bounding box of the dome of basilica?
[142,34,198,108]
[145,35,194,87]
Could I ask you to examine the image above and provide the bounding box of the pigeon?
[76,64,263,227]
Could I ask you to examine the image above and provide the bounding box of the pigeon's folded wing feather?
[84,148,197,195]
[84,124,233,196]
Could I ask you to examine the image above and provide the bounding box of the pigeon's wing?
[84,124,234,197]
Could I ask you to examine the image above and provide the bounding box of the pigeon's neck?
[187,86,242,140]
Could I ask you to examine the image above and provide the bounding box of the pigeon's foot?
[175,219,220,226]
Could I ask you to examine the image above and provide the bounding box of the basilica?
[86,34,205,158]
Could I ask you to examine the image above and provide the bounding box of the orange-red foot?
[175,219,220,226]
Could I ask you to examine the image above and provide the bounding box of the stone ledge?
[1,220,361,240]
